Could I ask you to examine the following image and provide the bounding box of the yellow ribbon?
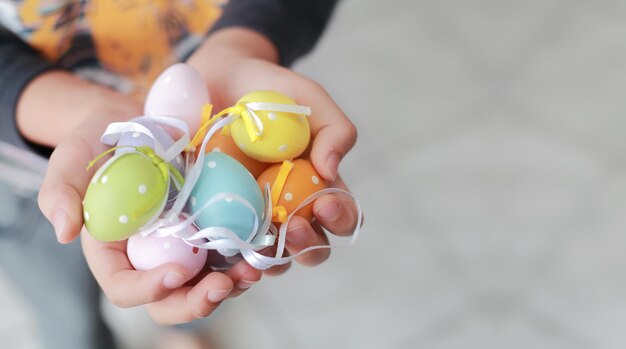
[187,103,215,151]
[270,160,295,223]
[86,146,129,171]
[188,103,246,150]
[218,103,262,143]
[135,146,185,188]
[189,101,311,150]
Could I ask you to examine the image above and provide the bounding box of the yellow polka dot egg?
[230,90,311,163]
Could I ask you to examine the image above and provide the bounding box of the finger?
[264,260,291,276]
[38,114,120,243]
[145,272,234,325]
[263,245,292,277]
[285,216,331,266]
[313,194,359,237]
[313,176,361,236]
[293,81,357,182]
[81,231,193,308]
[224,260,263,298]
[214,64,357,181]
[254,244,292,277]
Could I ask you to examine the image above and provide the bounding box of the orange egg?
[198,131,270,178]
[257,159,327,222]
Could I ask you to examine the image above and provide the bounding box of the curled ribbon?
[140,190,277,258]
[169,187,363,270]
[272,188,362,266]
[169,115,237,217]
[151,114,276,260]
[117,103,361,270]
[100,115,190,164]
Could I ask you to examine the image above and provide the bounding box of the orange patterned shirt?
[3,0,223,98]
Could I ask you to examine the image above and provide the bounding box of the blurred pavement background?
[4,0,626,348]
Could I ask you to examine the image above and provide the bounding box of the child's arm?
[0,25,141,150]
[16,71,142,147]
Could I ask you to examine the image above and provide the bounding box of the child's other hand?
[188,28,360,275]
[38,108,261,325]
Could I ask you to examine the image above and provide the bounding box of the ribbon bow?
[189,102,311,149]
[135,146,185,189]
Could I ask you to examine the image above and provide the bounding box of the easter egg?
[83,152,168,241]
[257,159,327,222]
[200,131,270,178]
[189,152,265,241]
[230,90,310,163]
[144,63,209,132]
[127,224,207,277]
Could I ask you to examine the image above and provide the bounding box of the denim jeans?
[0,181,116,349]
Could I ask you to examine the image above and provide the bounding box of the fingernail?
[317,200,340,222]
[238,279,257,290]
[162,272,185,289]
[53,209,67,241]
[326,152,341,181]
[286,225,307,246]
[207,290,230,303]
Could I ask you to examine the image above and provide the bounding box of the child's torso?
[0,0,222,98]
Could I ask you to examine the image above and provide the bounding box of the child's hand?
[187,28,360,274]
[37,27,360,323]
[38,108,262,325]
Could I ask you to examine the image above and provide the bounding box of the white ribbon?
[177,187,362,270]
[112,109,361,270]
[139,191,277,257]
[144,116,275,257]
[239,102,311,138]
[169,115,236,217]
[100,115,190,163]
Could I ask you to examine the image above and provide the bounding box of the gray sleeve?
[0,25,61,156]
[210,0,339,66]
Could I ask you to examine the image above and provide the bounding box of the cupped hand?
[187,28,360,275]
[37,107,262,325]
[37,27,360,324]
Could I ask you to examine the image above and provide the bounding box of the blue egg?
[189,152,265,241]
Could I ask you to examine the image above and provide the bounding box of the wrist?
[16,71,141,146]
[187,27,279,77]
[202,27,279,63]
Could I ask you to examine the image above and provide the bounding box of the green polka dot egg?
[83,147,178,241]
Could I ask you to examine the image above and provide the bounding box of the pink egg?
[144,63,210,132]
[127,224,207,277]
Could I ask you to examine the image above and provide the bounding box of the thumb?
[298,83,357,181]
[38,115,115,243]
